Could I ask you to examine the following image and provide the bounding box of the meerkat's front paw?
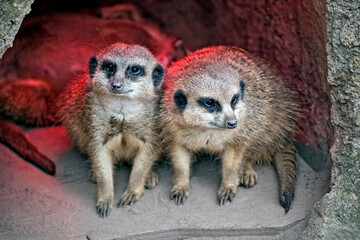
[217,185,237,205]
[117,188,144,207]
[170,186,190,205]
[239,169,258,188]
[96,198,113,218]
[145,170,158,189]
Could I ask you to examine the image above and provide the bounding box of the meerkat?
[58,43,164,217]
[160,46,298,212]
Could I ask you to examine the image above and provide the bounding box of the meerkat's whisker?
[96,27,108,48]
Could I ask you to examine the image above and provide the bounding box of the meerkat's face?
[168,62,247,130]
[88,44,164,101]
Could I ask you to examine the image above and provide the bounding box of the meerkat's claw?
[96,200,112,218]
[217,186,236,205]
[145,171,158,189]
[170,187,190,205]
[239,170,258,188]
[117,190,142,207]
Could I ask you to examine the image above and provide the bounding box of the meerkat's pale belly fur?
[88,95,156,164]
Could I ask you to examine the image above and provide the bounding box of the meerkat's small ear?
[89,56,98,78]
[174,89,187,112]
[152,64,164,87]
[240,80,245,101]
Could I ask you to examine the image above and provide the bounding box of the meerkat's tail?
[0,79,56,175]
[0,79,56,126]
[0,120,56,175]
[272,143,297,213]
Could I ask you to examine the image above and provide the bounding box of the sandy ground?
[0,126,330,240]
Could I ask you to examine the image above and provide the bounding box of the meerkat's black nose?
[111,83,123,92]
[226,120,237,129]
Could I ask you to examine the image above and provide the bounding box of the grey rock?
[0,0,34,58]
[303,0,360,238]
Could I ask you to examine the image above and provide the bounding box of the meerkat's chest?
[102,113,151,143]
[178,129,233,153]
[108,99,148,120]
[91,97,153,143]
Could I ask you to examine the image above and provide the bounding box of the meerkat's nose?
[225,112,237,129]
[111,82,123,92]
[226,120,237,129]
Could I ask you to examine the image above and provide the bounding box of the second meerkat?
[160,46,298,212]
[58,43,164,217]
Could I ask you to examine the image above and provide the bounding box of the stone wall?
[0,0,34,58]
[303,1,360,238]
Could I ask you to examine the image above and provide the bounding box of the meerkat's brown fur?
[58,43,164,217]
[160,46,298,212]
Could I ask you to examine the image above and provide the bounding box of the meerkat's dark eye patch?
[89,56,98,78]
[197,98,222,112]
[152,64,164,87]
[231,94,240,109]
[101,60,117,78]
[240,80,245,101]
[174,89,187,112]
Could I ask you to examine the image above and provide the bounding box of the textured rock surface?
[0,127,329,239]
[303,1,360,239]
[0,0,34,58]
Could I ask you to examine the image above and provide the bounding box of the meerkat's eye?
[105,63,114,72]
[126,65,145,80]
[231,94,240,109]
[130,66,143,75]
[101,60,116,76]
[205,99,215,107]
[197,98,221,112]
